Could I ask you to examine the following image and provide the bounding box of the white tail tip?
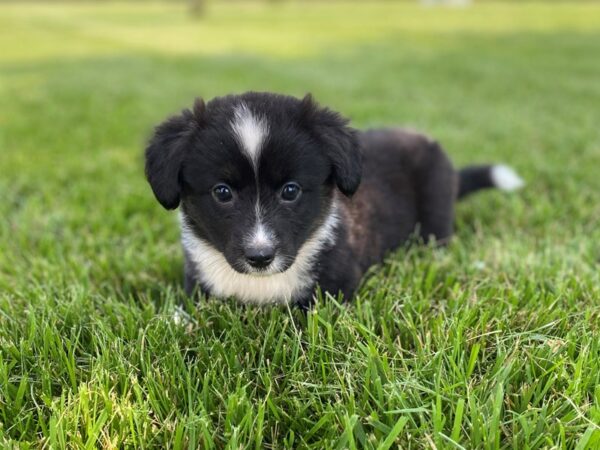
[490,165,525,191]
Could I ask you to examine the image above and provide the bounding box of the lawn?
[1,1,600,448]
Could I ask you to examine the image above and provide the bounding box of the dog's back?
[315,128,457,300]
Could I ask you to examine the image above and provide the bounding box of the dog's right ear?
[145,98,205,210]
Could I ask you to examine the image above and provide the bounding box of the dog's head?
[145,92,361,276]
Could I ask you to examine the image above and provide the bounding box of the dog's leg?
[183,248,203,297]
[415,141,457,244]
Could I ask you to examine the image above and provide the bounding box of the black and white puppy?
[145,92,523,308]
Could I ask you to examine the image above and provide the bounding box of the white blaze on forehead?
[230,103,268,170]
[230,103,271,251]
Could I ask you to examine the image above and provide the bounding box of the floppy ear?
[300,94,362,197]
[145,98,205,209]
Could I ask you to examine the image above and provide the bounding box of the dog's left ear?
[300,94,362,197]
[145,98,205,210]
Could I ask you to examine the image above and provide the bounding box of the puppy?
[145,92,523,308]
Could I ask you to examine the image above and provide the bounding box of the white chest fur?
[179,205,339,305]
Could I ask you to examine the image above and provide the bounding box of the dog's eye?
[281,182,302,202]
[212,184,233,203]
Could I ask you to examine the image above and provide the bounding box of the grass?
[1,1,600,448]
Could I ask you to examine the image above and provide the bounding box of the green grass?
[1,1,600,448]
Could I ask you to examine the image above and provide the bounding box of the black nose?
[245,245,275,269]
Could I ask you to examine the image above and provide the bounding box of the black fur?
[458,165,496,198]
[145,92,515,306]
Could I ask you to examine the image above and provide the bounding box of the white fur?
[246,199,274,248]
[230,103,268,170]
[180,202,340,305]
[490,165,525,191]
[243,192,277,276]
[248,222,273,247]
[231,103,272,254]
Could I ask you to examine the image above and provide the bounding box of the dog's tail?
[458,164,524,199]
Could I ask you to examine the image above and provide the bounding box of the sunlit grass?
[1,2,599,448]
[1,2,600,62]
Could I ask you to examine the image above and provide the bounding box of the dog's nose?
[245,245,275,269]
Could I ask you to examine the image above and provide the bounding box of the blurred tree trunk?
[189,0,205,18]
